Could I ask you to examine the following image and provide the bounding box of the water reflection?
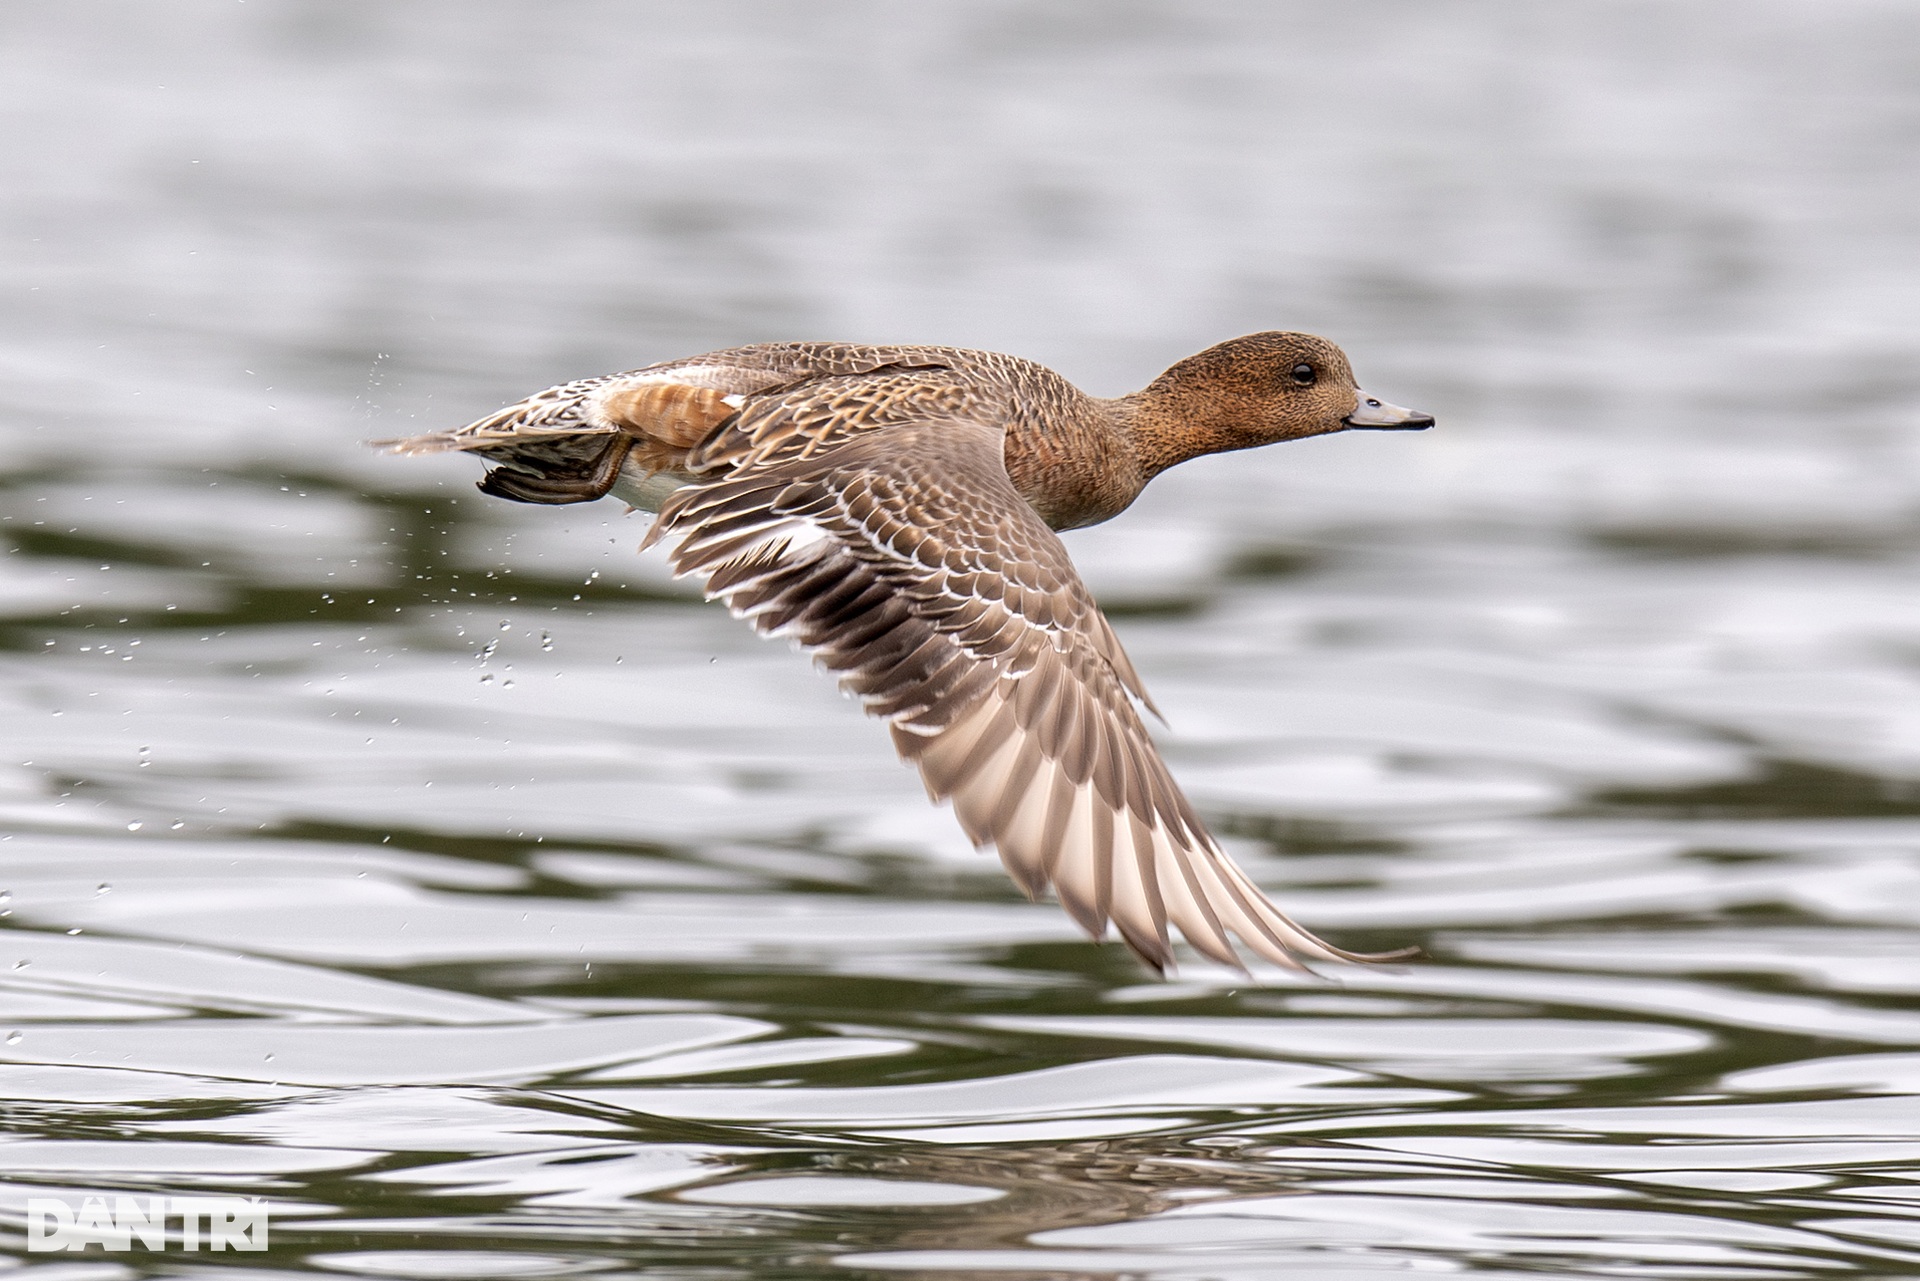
[5,0,1920,1277]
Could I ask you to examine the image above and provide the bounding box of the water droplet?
[11,959,27,970]
[479,673,495,684]
[6,1031,20,1046]
[96,883,111,895]
[65,928,82,936]
[539,631,553,652]
[498,620,511,631]
[263,1052,274,1062]
[170,821,184,830]
[126,821,142,831]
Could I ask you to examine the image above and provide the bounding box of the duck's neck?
[1110,370,1253,482]
[1004,378,1244,532]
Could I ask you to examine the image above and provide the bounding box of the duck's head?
[1136,331,1433,471]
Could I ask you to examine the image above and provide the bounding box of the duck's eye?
[1289,363,1316,387]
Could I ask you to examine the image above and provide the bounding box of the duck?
[383,333,1433,974]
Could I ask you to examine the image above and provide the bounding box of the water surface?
[5,2,1920,1277]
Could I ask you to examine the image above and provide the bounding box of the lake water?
[5,2,1920,1277]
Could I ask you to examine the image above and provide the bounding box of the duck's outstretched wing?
[648,410,1387,974]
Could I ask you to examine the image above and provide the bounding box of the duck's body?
[386,333,1431,973]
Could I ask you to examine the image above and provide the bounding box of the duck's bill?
[1345,391,1434,430]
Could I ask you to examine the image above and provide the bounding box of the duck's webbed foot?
[477,435,632,505]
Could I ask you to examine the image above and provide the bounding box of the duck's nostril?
[1365,398,1381,408]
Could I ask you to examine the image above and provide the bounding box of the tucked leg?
[478,435,633,505]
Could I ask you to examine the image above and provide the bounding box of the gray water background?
[5,1,1920,1276]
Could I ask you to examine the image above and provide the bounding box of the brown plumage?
[381,333,1433,973]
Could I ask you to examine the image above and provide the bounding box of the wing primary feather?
[946,715,1030,848]
[1178,845,1314,974]
[1154,824,1243,971]
[987,730,1048,834]
[1047,782,1106,937]
[907,689,1005,798]
[1109,811,1171,971]
[993,745,1058,899]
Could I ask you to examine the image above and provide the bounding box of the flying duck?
[383,333,1432,973]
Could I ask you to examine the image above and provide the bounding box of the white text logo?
[25,1196,269,1252]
